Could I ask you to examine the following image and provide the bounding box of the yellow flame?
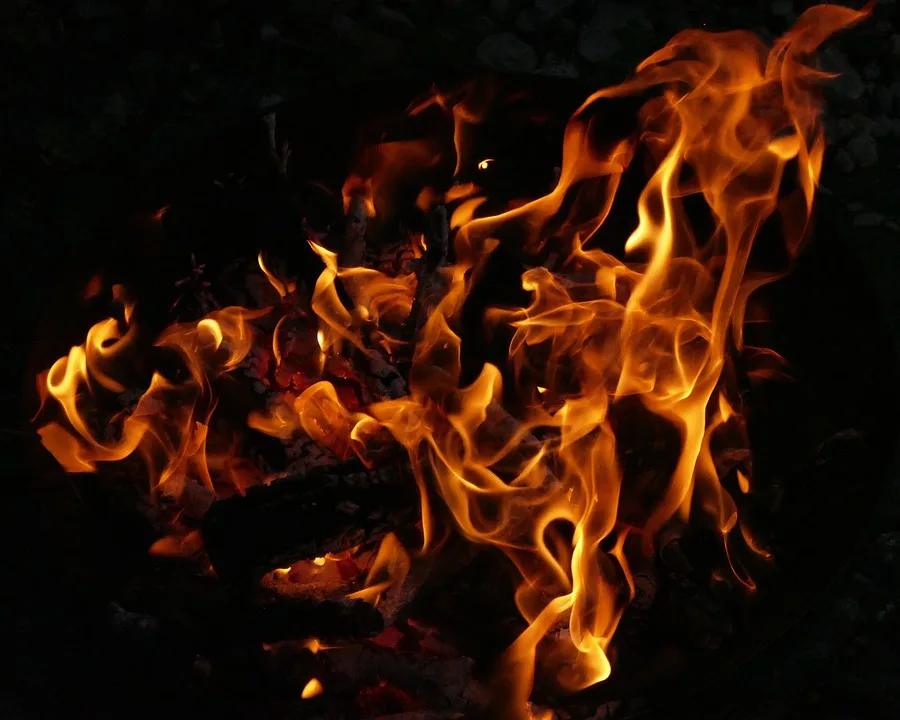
[33,7,870,719]
[301,678,323,699]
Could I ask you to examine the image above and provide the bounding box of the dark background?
[2,1,899,718]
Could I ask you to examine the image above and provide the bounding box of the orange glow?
[301,678,323,699]
[33,7,869,718]
[346,532,411,605]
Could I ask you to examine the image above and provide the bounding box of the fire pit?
[16,5,898,719]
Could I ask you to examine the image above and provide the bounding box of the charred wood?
[201,457,420,584]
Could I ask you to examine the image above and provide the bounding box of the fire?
[301,677,324,699]
[32,5,870,718]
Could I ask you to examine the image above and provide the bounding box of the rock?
[847,132,878,168]
[832,117,855,141]
[873,85,894,115]
[862,61,880,82]
[820,47,865,103]
[473,15,495,35]
[476,33,538,72]
[259,24,280,42]
[890,80,900,115]
[891,34,900,56]
[515,9,536,34]
[770,1,793,17]
[289,0,335,14]
[850,114,876,134]
[259,93,284,110]
[489,0,510,19]
[873,116,893,138]
[579,1,652,64]
[886,220,900,233]
[76,0,122,18]
[834,148,855,173]
[853,212,887,227]
[891,119,900,137]
[534,0,577,23]
[536,53,579,78]
[332,14,366,45]
[373,6,417,35]
[846,202,865,213]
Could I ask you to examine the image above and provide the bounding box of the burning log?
[248,594,383,643]
[326,644,488,716]
[401,205,451,349]
[201,457,420,584]
[125,565,385,645]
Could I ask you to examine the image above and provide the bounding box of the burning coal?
[33,5,871,718]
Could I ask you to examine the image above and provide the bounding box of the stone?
[770,1,793,17]
[515,9,536,34]
[847,132,878,168]
[473,15,495,35]
[862,61,880,81]
[534,0,577,23]
[76,0,123,18]
[489,0,510,19]
[873,116,893,138]
[332,14,366,45]
[373,6,417,35]
[536,53,579,78]
[850,114,876,134]
[476,32,538,72]
[834,117,855,141]
[834,148,855,173]
[820,47,865,102]
[259,24,280,42]
[289,0,335,14]
[891,80,900,115]
[853,212,887,227]
[579,1,652,64]
[891,34,900,56]
[873,85,894,115]
[891,119,900,137]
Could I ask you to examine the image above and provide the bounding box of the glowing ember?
[32,5,871,718]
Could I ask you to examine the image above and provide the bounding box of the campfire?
[32,5,877,719]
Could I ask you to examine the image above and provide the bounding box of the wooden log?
[201,457,420,584]
[122,566,385,647]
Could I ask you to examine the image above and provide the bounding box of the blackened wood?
[248,594,383,642]
[201,457,420,583]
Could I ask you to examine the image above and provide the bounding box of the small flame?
[258,252,296,299]
[478,158,494,171]
[301,678,323,699]
[346,533,411,605]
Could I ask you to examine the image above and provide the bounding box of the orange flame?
[33,7,870,717]
[301,677,323,699]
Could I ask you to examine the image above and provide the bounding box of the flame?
[33,7,870,718]
[346,533,411,605]
[301,678,323,699]
[37,303,267,495]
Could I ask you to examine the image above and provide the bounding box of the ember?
[31,5,875,718]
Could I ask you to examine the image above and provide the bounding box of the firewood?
[201,457,420,584]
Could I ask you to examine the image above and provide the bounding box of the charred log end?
[201,460,420,585]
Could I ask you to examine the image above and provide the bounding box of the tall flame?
[33,6,869,717]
